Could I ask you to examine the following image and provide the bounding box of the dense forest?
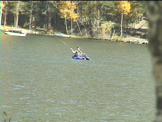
[1,1,148,38]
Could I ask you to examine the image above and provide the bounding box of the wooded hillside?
[1,1,148,38]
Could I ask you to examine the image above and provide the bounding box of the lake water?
[1,33,156,122]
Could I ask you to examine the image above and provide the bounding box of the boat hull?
[4,32,26,37]
[72,55,90,60]
[54,33,70,37]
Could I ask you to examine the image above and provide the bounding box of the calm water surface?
[1,33,155,122]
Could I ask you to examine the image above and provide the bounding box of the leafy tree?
[81,1,116,37]
[58,1,79,34]
[69,1,79,34]
[73,1,100,37]
[82,1,104,37]
[58,1,70,34]
[46,1,58,31]
[17,1,35,29]
[100,21,114,39]
[39,1,58,31]
[134,1,147,19]
[99,1,116,21]
[116,1,131,37]
[76,1,89,36]
[88,1,100,37]
[7,1,26,27]
[125,1,148,27]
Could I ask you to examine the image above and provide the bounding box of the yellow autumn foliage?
[1,1,6,9]
[58,1,79,21]
[117,1,131,15]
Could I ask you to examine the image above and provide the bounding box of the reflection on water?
[1,33,155,122]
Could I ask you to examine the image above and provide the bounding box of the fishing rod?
[54,35,79,55]
[54,35,70,48]
[60,39,70,48]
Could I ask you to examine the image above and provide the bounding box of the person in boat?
[70,47,86,59]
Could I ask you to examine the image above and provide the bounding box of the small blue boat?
[54,33,70,37]
[72,55,90,60]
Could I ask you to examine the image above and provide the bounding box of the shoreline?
[1,25,149,45]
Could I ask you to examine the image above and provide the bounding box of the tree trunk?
[76,20,82,36]
[65,17,68,34]
[29,1,33,30]
[46,15,48,31]
[96,8,101,38]
[88,1,94,37]
[46,1,52,31]
[47,12,52,30]
[96,20,100,38]
[0,1,2,26]
[89,19,95,37]
[54,13,58,30]
[43,17,46,30]
[111,29,115,41]
[120,11,123,37]
[147,1,162,122]
[71,18,73,34]
[3,6,7,27]
[15,1,20,28]
[84,24,88,37]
